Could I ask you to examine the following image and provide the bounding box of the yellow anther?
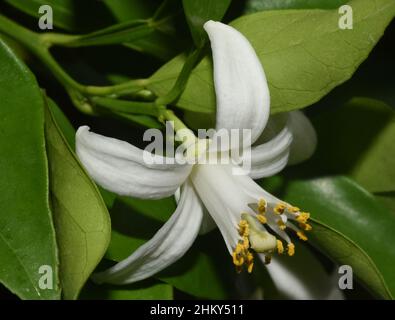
[277,219,286,230]
[256,214,267,224]
[234,243,244,254]
[232,252,244,266]
[264,255,272,264]
[242,237,250,250]
[297,231,308,241]
[258,198,266,213]
[247,261,254,273]
[238,219,249,236]
[296,212,310,223]
[287,243,295,256]
[299,222,312,231]
[246,252,254,273]
[274,203,286,215]
[276,239,284,254]
[288,206,300,213]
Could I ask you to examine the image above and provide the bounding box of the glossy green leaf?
[182,0,232,46]
[148,0,395,113]
[103,0,155,22]
[105,196,235,299]
[245,0,348,13]
[80,278,173,300]
[65,21,153,47]
[0,40,60,299]
[47,98,75,148]
[261,176,395,299]
[103,0,184,60]
[312,97,395,193]
[44,99,111,300]
[376,193,395,216]
[47,99,117,209]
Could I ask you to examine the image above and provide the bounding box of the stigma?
[231,198,312,273]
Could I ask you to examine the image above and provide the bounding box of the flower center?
[232,198,312,273]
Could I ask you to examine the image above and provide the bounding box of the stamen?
[256,214,267,224]
[246,252,254,273]
[242,236,250,250]
[277,240,284,254]
[274,203,286,215]
[232,253,244,266]
[297,231,308,241]
[296,212,310,223]
[233,199,312,274]
[287,243,295,256]
[238,219,249,236]
[299,222,312,231]
[258,198,266,213]
[277,219,286,230]
[288,206,300,214]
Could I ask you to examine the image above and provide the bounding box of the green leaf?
[148,0,395,113]
[105,196,235,299]
[44,99,111,299]
[101,0,185,60]
[103,0,155,22]
[47,99,117,209]
[47,98,75,148]
[261,176,395,299]
[245,0,348,13]
[312,97,395,193]
[5,0,114,32]
[182,0,232,46]
[375,193,395,216]
[65,21,154,47]
[0,40,60,299]
[80,279,173,300]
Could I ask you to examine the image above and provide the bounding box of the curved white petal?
[287,111,317,165]
[76,126,192,199]
[248,126,293,179]
[92,181,203,284]
[263,244,345,300]
[190,164,257,254]
[243,114,293,179]
[199,208,217,235]
[204,21,270,144]
[175,187,216,235]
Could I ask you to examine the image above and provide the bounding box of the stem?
[0,14,42,50]
[0,13,149,99]
[91,96,159,116]
[160,109,198,150]
[155,47,204,106]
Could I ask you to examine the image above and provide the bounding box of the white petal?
[248,126,292,179]
[199,208,217,235]
[204,21,270,144]
[190,164,257,254]
[92,180,203,284]
[287,110,317,165]
[243,114,293,179]
[263,244,345,300]
[76,126,192,199]
[175,187,216,235]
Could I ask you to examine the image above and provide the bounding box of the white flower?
[76,21,318,286]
